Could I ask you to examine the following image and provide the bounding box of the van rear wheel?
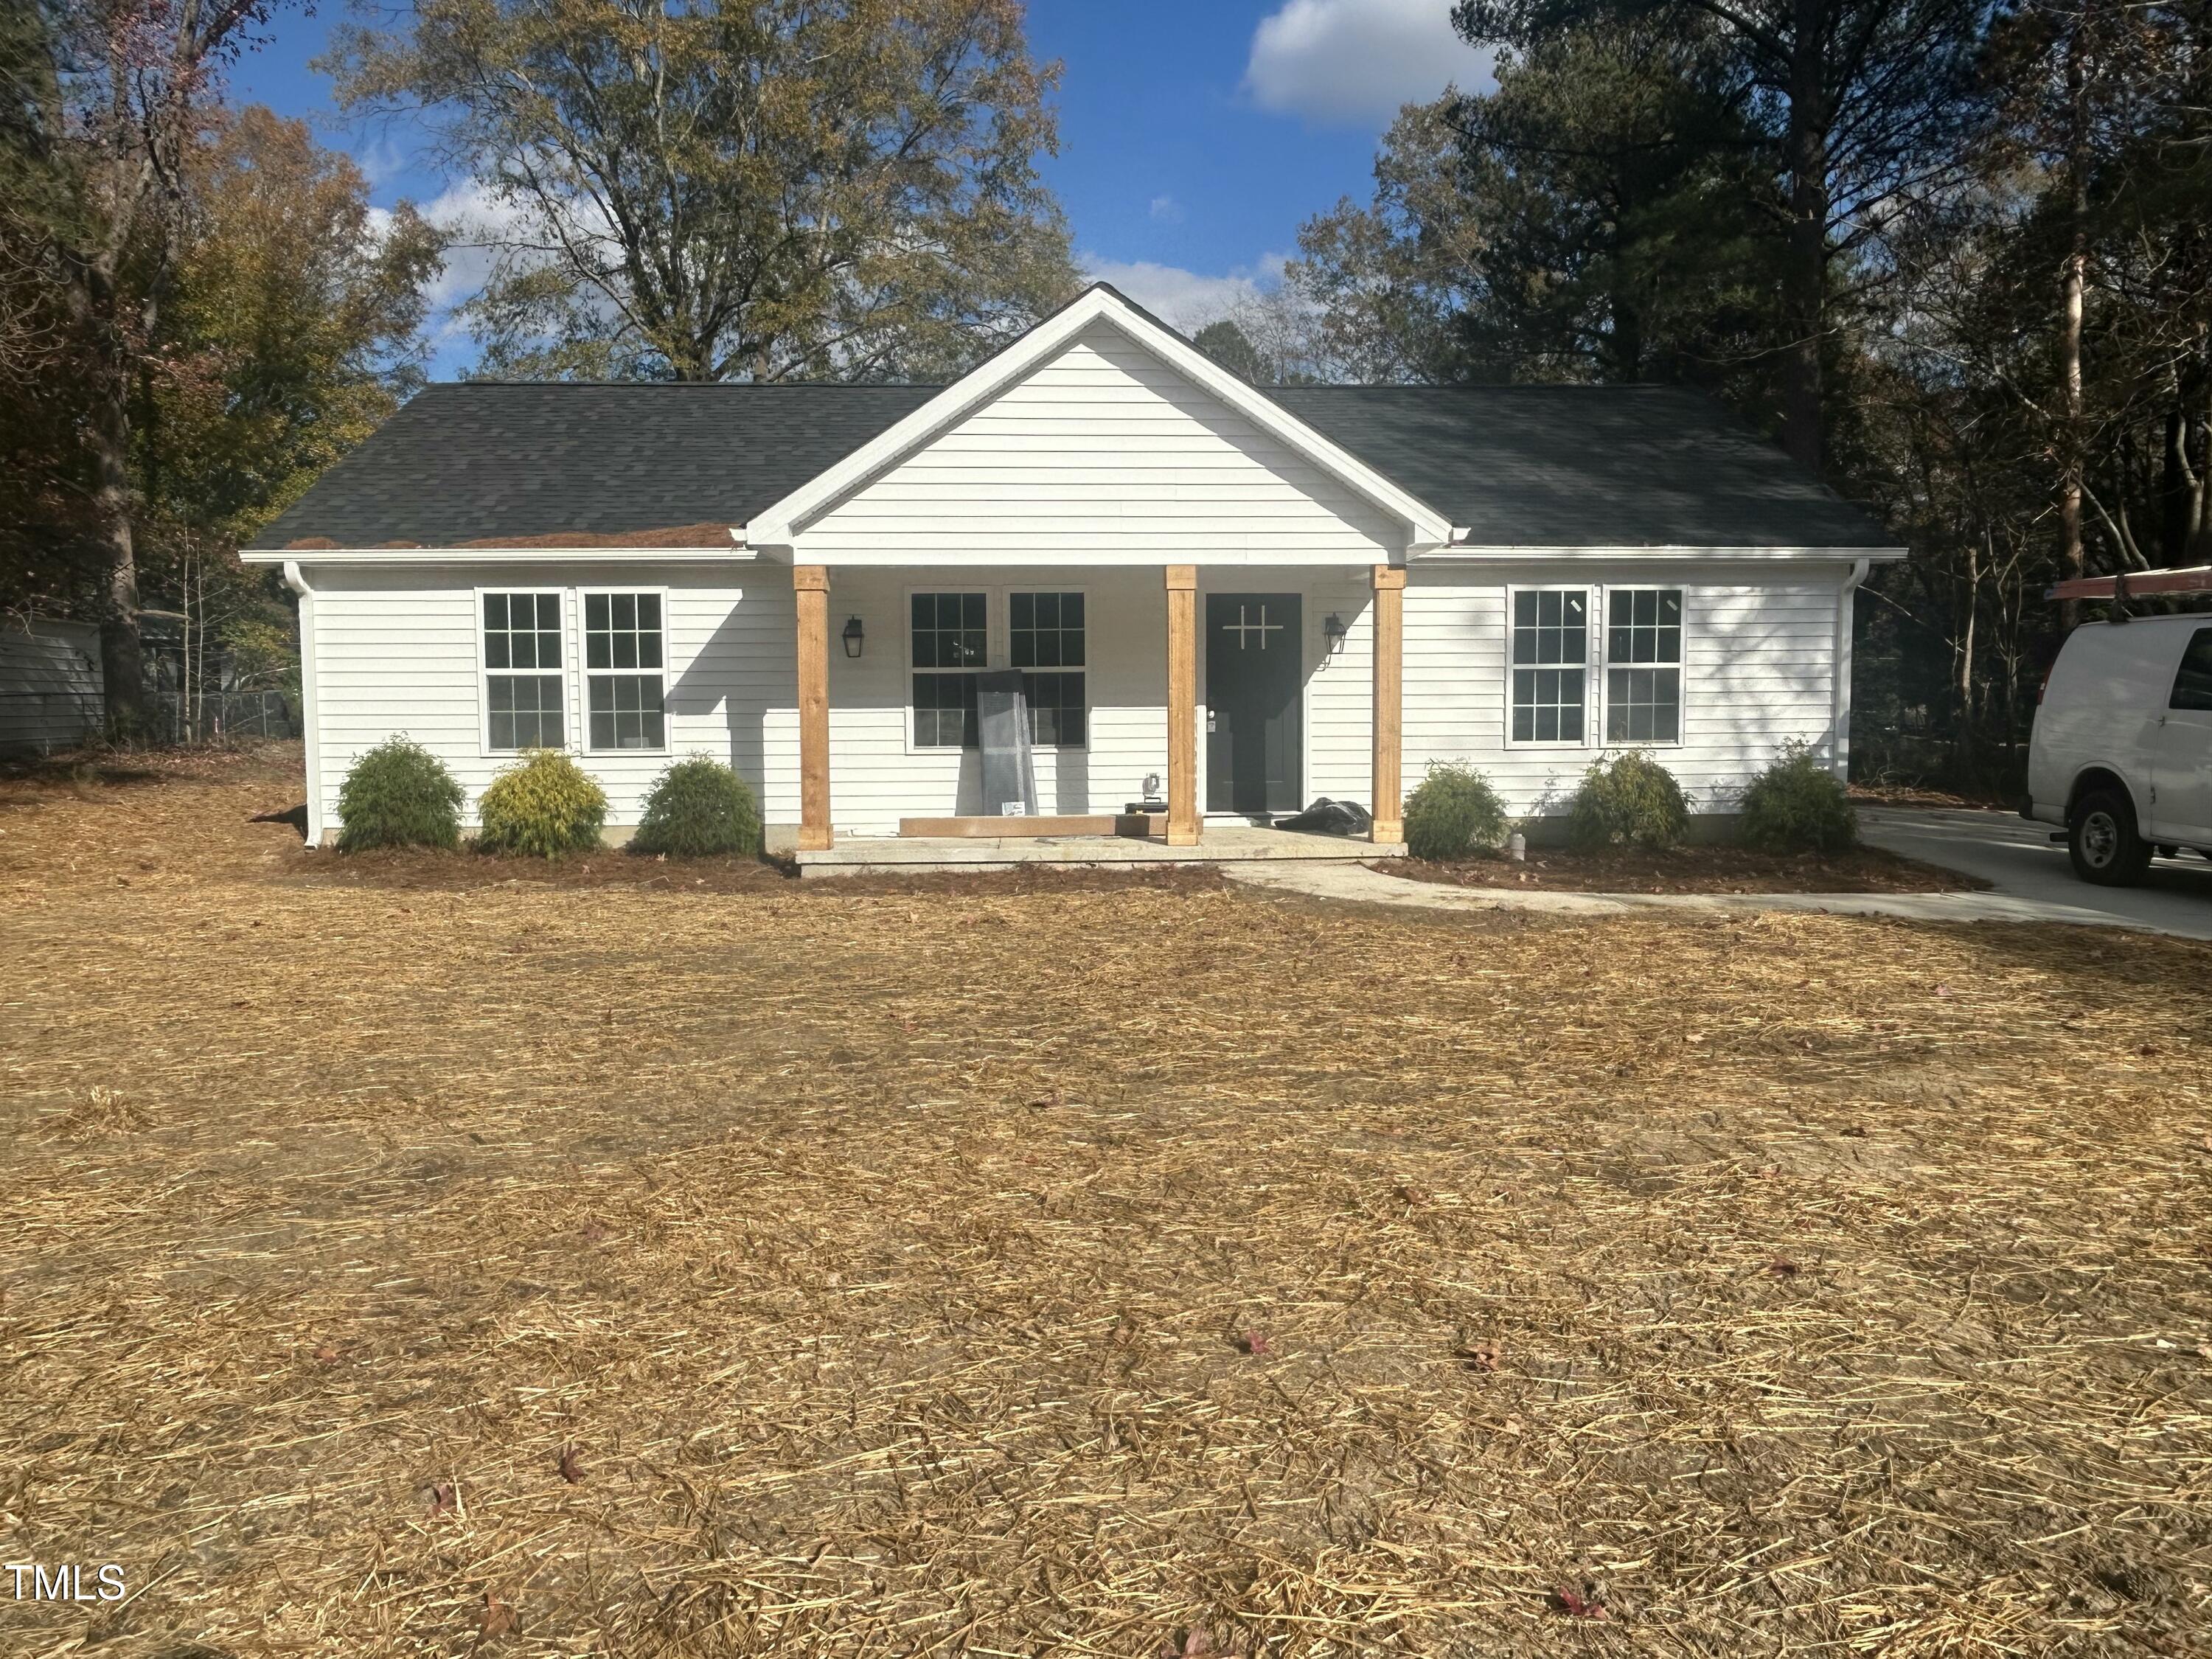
[2069,788,2152,886]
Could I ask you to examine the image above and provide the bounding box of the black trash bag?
[1273,797,1373,837]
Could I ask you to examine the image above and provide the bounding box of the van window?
[2173,628,2212,712]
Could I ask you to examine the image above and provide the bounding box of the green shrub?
[1568,750,1688,850]
[335,737,464,852]
[1738,740,1857,853]
[475,750,607,858]
[631,757,761,858]
[1403,761,1508,860]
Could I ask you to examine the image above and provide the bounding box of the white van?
[2025,613,2212,884]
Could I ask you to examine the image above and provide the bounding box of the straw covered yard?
[3,745,2208,1658]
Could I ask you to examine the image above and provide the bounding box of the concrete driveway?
[1858,806,2212,941]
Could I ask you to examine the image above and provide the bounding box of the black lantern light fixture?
[1322,612,1349,654]
[841,615,865,658]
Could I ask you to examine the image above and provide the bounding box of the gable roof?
[247,289,1893,554]
[740,285,1456,553]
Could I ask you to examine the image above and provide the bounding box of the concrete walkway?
[1227,811,2212,941]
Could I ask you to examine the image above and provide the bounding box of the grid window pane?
[1607,588,1683,667]
[1510,591,1587,741]
[913,669,978,748]
[582,592,665,748]
[1011,590,1085,672]
[1512,589,1587,667]
[1512,666,1585,743]
[588,674,666,750]
[1606,667,1681,743]
[484,591,561,676]
[487,673,565,751]
[1023,671,1086,748]
[911,591,986,671]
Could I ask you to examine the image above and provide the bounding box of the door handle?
[1206,711,1217,732]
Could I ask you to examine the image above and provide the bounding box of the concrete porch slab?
[796,825,1405,877]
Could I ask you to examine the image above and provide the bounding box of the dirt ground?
[1388,844,1978,896]
[4,745,2209,1657]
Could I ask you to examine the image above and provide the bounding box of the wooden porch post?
[1370,563,1406,845]
[1164,564,1199,846]
[794,565,832,851]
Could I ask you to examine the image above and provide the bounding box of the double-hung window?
[1510,588,1589,743]
[483,591,566,751]
[1605,588,1683,743]
[585,591,667,749]
[1010,591,1086,747]
[911,592,986,748]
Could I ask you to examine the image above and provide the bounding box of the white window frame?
[1599,585,1688,748]
[902,585,1091,755]
[475,585,570,757]
[1006,585,1091,752]
[577,585,672,755]
[1503,584,1596,749]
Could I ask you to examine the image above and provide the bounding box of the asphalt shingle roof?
[249,376,1891,551]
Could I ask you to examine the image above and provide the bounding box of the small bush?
[631,757,761,858]
[1403,761,1508,860]
[475,750,607,858]
[335,737,463,852]
[1738,740,1858,853]
[1568,750,1688,850]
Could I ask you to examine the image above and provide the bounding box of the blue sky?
[228,0,1494,375]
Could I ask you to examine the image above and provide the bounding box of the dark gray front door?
[1206,593,1302,815]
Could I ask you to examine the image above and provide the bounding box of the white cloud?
[1079,250,1290,330]
[1243,0,1495,126]
[1149,194,1184,224]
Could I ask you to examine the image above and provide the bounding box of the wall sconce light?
[841,615,865,658]
[1322,612,1349,654]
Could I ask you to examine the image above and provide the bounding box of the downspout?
[283,560,326,848]
[1832,557,1871,780]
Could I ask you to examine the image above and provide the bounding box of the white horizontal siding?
[305,563,798,834]
[1403,562,1849,817]
[796,322,1405,561]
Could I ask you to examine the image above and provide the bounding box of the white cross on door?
[1224,604,1284,650]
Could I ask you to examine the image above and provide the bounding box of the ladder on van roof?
[2047,565,2212,602]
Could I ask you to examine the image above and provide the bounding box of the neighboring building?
[243,285,1902,860]
[0,618,104,755]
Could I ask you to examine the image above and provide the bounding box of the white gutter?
[1832,557,1872,780]
[282,561,326,849]
[243,546,754,566]
[1417,543,1909,563]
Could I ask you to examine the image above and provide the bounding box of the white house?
[243,285,1902,863]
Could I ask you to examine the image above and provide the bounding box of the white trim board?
[243,547,752,566]
[744,285,1456,558]
[1422,545,1906,563]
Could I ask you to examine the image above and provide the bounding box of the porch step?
[797,825,1405,877]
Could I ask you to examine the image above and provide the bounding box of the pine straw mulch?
[3,746,2211,1658]
[1385,845,1980,896]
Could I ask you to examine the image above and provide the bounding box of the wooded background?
[4,0,2205,792]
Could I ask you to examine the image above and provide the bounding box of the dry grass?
[3,745,2209,1658]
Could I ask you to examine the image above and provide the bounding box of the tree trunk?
[90,365,145,736]
[1781,2,1830,479]
[2057,26,2088,627]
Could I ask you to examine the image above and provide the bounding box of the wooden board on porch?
[899,815,1121,839]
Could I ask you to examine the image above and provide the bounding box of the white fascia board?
[1417,544,1908,563]
[241,546,755,566]
[787,545,1391,569]
[745,286,1455,554]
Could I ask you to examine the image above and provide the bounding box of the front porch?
[786,562,1409,857]
[792,821,1406,877]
